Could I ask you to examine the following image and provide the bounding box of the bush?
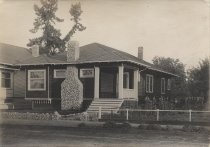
[120,122,132,131]
[78,122,86,128]
[146,124,162,130]
[182,124,209,133]
[103,121,131,130]
[103,121,117,129]
[138,124,147,130]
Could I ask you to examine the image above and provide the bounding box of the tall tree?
[63,3,86,44]
[187,58,209,102]
[27,0,64,54]
[152,56,188,97]
[27,0,86,55]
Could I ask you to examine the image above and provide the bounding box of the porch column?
[94,66,100,99]
[118,64,124,99]
[134,69,139,98]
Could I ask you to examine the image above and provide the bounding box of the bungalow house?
[0,41,177,113]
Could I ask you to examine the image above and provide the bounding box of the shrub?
[78,122,86,128]
[162,125,174,131]
[182,124,209,133]
[138,124,147,130]
[103,121,132,130]
[120,122,132,131]
[146,124,162,130]
[103,121,117,129]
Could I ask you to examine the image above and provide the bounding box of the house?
[0,41,177,112]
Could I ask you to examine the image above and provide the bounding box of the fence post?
[189,109,192,122]
[98,106,101,119]
[111,110,113,120]
[84,112,88,121]
[156,109,159,121]
[126,108,129,121]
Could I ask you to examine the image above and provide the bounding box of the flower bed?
[0,111,98,121]
[0,111,57,120]
[60,112,98,121]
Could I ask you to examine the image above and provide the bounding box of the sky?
[0,0,209,69]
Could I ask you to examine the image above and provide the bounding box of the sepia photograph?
[0,0,209,146]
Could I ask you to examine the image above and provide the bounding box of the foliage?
[1,111,57,120]
[146,124,162,130]
[187,58,209,103]
[103,121,131,130]
[141,96,205,110]
[27,0,85,55]
[63,3,86,44]
[181,124,208,133]
[152,56,189,97]
[78,122,86,128]
[27,0,64,54]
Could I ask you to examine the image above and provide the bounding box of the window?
[167,79,171,90]
[146,74,153,93]
[1,71,12,88]
[123,72,129,89]
[80,68,94,78]
[54,69,66,78]
[161,78,166,94]
[28,70,46,91]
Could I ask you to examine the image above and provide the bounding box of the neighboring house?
[0,42,177,112]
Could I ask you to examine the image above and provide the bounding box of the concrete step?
[87,99,124,114]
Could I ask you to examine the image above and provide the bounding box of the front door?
[81,78,94,99]
[100,69,117,98]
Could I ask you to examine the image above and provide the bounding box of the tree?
[63,3,86,44]
[27,0,64,54]
[27,0,85,55]
[152,56,188,97]
[187,58,209,102]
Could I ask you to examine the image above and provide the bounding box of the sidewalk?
[0,118,104,128]
[1,118,210,131]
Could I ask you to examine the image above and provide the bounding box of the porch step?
[87,99,124,114]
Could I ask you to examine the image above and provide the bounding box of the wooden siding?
[14,70,26,97]
[138,69,172,98]
[0,88,13,98]
[0,70,13,98]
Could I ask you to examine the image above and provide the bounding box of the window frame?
[167,79,171,90]
[0,71,12,89]
[54,69,66,78]
[161,78,166,94]
[28,70,46,91]
[146,74,153,93]
[123,72,130,89]
[80,68,94,78]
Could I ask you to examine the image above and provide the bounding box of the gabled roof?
[18,43,150,67]
[0,42,177,76]
[0,42,33,65]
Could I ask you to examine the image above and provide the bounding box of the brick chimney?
[138,46,143,60]
[31,45,39,57]
[67,41,79,62]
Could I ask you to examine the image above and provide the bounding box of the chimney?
[138,46,143,60]
[31,45,39,57]
[67,41,79,62]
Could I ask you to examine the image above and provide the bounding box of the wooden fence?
[98,107,210,123]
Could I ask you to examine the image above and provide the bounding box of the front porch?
[85,63,139,113]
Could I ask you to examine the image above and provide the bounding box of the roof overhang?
[0,64,19,71]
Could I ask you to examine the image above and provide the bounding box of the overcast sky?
[0,0,209,69]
